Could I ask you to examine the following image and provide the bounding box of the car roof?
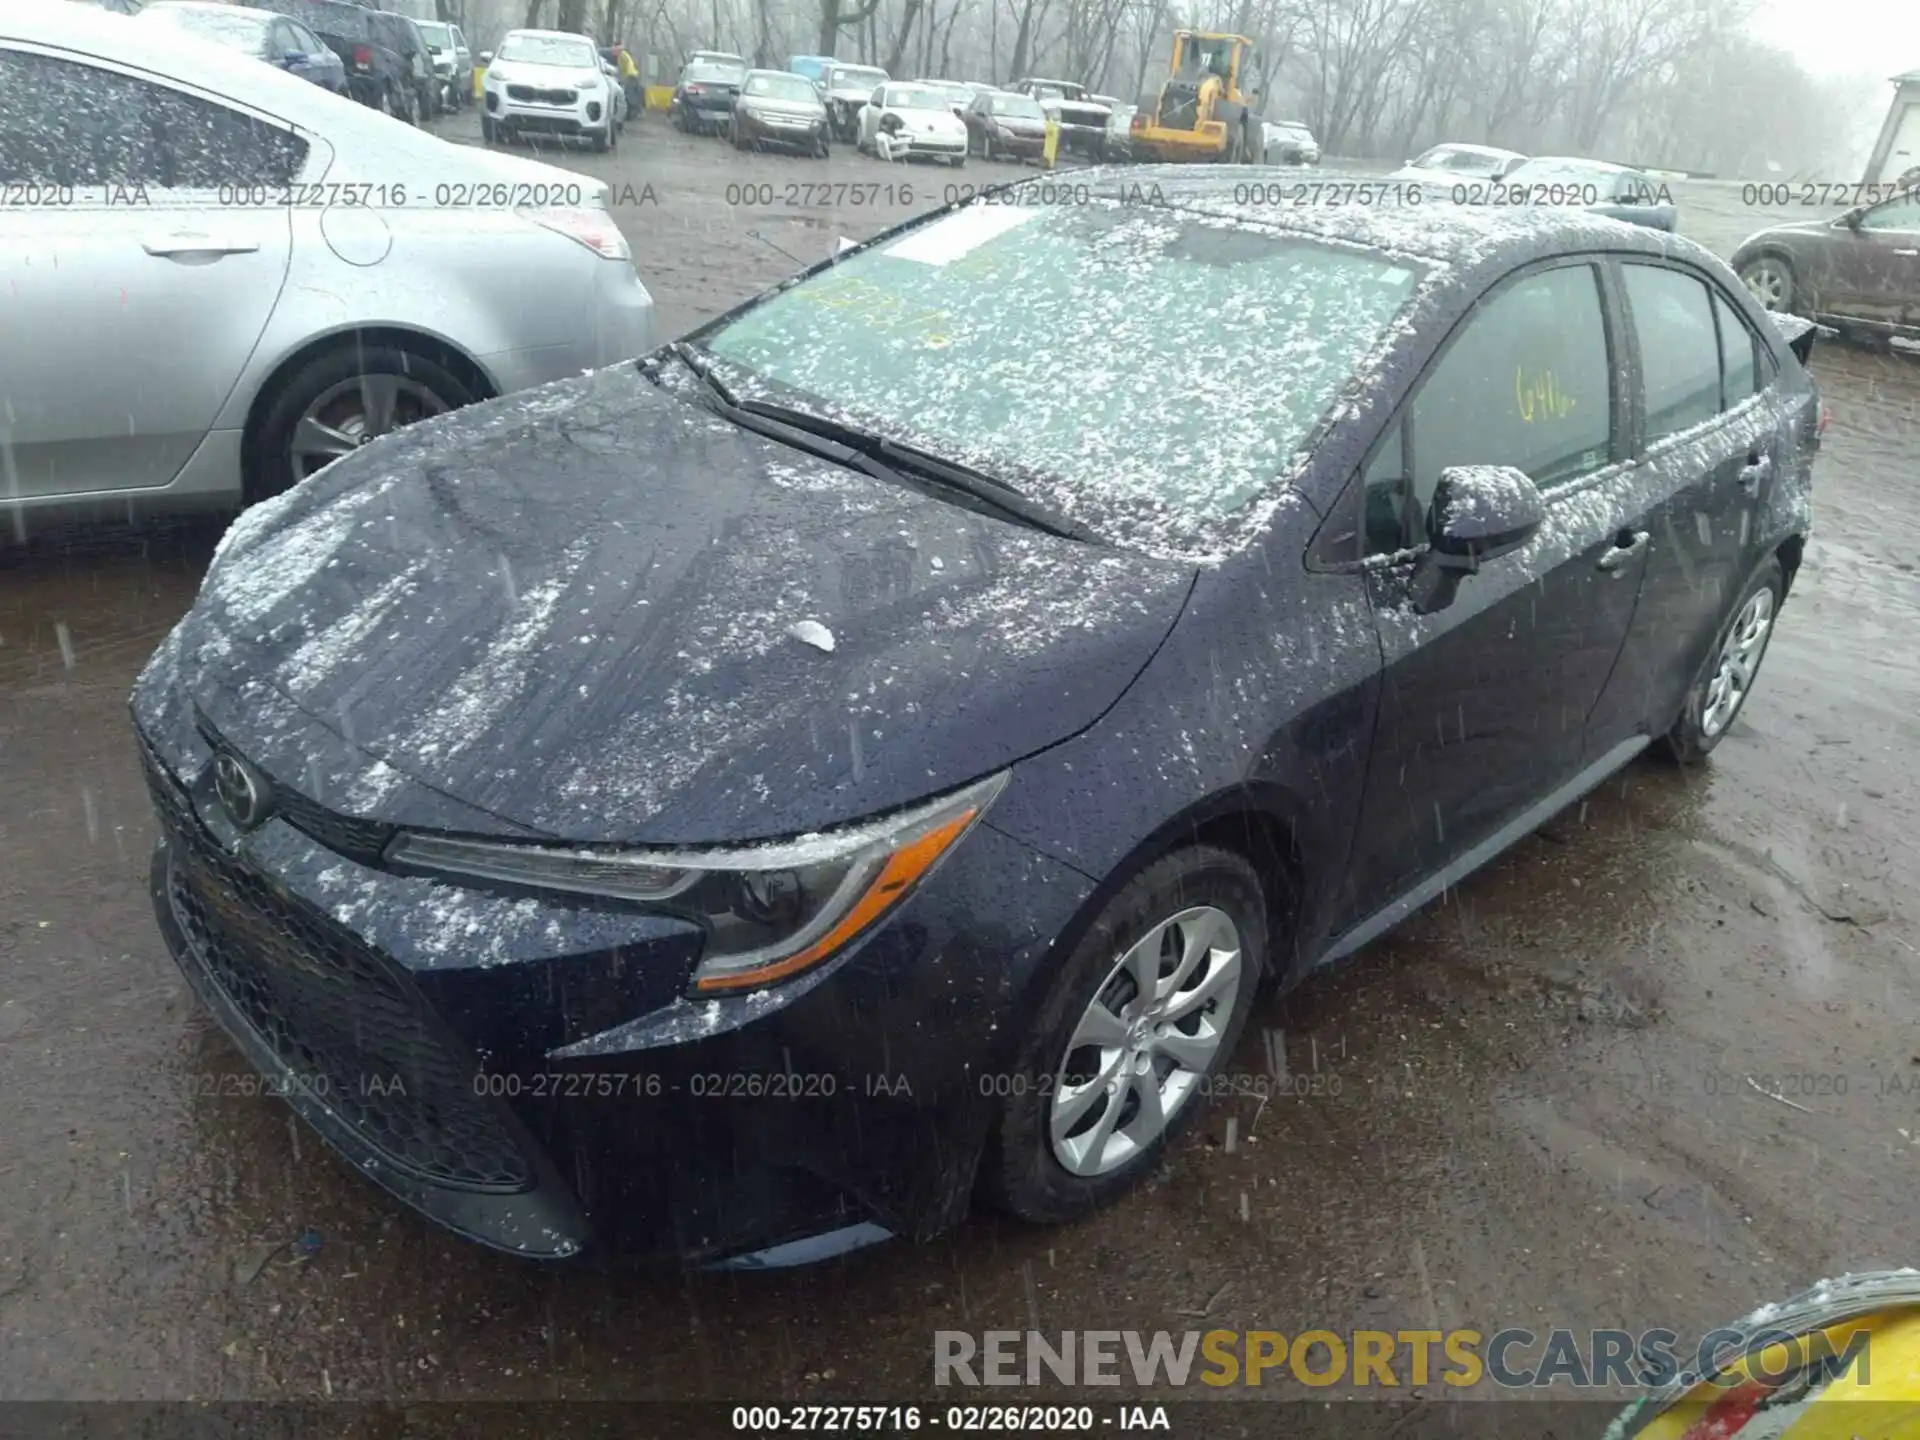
[502,28,596,41]
[1049,165,1711,285]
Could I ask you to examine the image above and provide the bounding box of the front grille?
[507,84,576,104]
[139,739,532,1194]
[274,787,393,867]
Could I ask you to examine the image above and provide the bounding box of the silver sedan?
[1,2,656,536]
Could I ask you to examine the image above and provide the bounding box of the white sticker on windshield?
[882,204,1045,266]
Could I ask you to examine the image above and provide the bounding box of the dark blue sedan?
[131,171,1818,1266]
[136,0,346,93]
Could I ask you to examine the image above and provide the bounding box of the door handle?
[1739,452,1773,493]
[1596,530,1650,572]
[142,233,261,259]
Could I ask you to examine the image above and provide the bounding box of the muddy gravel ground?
[3,112,1919,1430]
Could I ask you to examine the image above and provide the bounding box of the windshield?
[1413,147,1497,172]
[142,6,268,49]
[700,203,1422,555]
[829,66,886,90]
[685,61,744,83]
[416,21,451,45]
[745,72,818,101]
[497,34,596,66]
[885,85,946,110]
[992,95,1046,120]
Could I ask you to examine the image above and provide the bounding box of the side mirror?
[279,51,305,67]
[1408,465,1545,613]
[1841,206,1865,230]
[478,49,492,63]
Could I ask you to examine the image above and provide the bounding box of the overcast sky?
[1750,0,1920,80]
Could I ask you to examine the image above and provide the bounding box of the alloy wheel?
[1701,587,1775,738]
[1049,905,1243,1178]
[1741,259,1788,310]
[289,373,452,482]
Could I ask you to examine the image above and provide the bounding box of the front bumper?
[880,130,967,158]
[738,110,827,147]
[487,86,610,134]
[133,710,1094,1263]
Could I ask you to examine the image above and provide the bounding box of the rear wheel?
[1664,558,1784,764]
[979,846,1267,1224]
[244,343,477,504]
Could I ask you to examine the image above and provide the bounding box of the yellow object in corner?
[1042,119,1059,169]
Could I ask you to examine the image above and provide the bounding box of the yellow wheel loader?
[1129,31,1264,164]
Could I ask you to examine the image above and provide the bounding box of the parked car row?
[1390,141,1679,231]
[3,0,655,531]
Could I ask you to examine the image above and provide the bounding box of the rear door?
[1332,257,1647,930]
[1590,260,1792,750]
[0,45,298,504]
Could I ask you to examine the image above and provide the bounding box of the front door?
[1824,195,1920,324]
[0,47,298,503]
[1334,259,1648,931]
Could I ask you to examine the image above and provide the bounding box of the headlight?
[386,771,1007,993]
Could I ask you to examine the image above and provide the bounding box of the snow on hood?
[179,365,1196,845]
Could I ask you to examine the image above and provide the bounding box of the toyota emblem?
[212,751,271,831]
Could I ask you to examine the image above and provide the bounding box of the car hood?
[488,59,598,85]
[173,365,1196,845]
[885,106,964,132]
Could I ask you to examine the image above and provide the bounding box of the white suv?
[482,28,616,150]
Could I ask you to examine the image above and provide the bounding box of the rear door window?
[0,49,306,188]
[1622,264,1721,443]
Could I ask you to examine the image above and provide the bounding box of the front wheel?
[1664,558,1784,764]
[949,153,965,169]
[1739,255,1796,312]
[481,115,499,144]
[979,846,1267,1224]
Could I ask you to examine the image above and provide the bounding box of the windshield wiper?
[647,347,1100,545]
[720,396,1102,545]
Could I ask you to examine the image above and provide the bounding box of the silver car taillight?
[518,205,630,260]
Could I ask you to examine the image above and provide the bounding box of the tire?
[481,115,498,144]
[592,123,612,153]
[949,154,965,169]
[730,119,747,150]
[244,342,479,505]
[979,845,1268,1225]
[814,134,830,159]
[1739,254,1795,313]
[1663,557,1785,764]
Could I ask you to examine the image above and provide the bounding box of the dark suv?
[367,10,436,118]
[239,0,418,121]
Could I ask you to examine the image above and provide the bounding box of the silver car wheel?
[1049,905,1242,1178]
[1701,587,1775,738]
[1741,258,1789,310]
[291,374,451,481]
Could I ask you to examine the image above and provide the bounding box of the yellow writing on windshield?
[795,274,952,345]
[1515,365,1576,423]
